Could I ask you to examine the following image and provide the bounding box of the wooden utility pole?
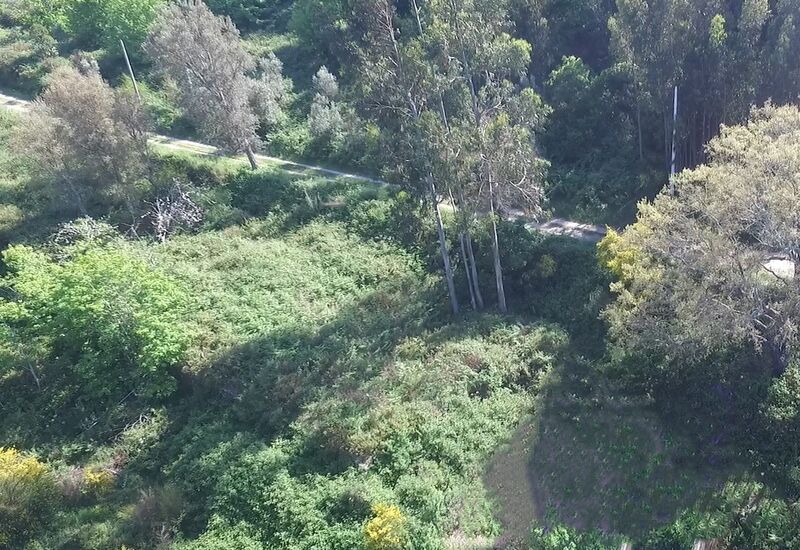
[120,39,141,101]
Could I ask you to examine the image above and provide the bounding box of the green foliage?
[163,317,566,548]
[469,221,609,351]
[638,508,719,550]
[604,104,800,403]
[7,1,800,544]
[528,525,619,550]
[760,361,800,494]
[0,244,190,401]
[638,481,800,550]
[64,0,165,52]
[289,0,348,71]
[719,487,800,550]
[172,523,263,549]
[0,25,60,96]
[120,77,188,135]
[12,0,70,31]
[709,14,727,49]
[543,57,646,221]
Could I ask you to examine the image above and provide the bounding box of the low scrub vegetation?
[2,0,800,547]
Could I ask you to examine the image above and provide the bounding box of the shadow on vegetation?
[476,223,612,356]
[189,275,444,437]
[485,357,746,542]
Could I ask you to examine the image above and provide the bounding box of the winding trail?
[0,91,607,242]
[0,92,382,184]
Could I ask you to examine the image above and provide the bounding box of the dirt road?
[1,90,608,242]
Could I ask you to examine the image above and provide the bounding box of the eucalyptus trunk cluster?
[345,0,548,314]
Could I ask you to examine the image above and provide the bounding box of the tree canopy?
[604,104,800,377]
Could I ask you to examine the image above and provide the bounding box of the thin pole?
[669,85,678,194]
[120,39,141,101]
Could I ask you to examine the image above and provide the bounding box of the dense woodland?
[0,0,800,548]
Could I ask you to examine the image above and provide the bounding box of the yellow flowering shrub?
[597,229,637,283]
[83,468,115,496]
[0,447,47,483]
[0,447,56,547]
[364,503,406,550]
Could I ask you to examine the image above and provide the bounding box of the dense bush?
[0,26,61,96]
[66,0,164,53]
[541,57,654,223]
[637,481,800,550]
[0,244,190,402]
[759,361,800,494]
[120,77,190,135]
[159,317,566,548]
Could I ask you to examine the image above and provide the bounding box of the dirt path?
[483,418,541,541]
[1,90,608,241]
[526,218,607,243]
[0,91,382,184]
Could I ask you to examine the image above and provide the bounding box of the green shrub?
[761,360,800,494]
[0,244,190,401]
[205,0,294,31]
[638,482,800,550]
[723,495,800,550]
[469,221,610,351]
[342,190,426,251]
[121,77,188,135]
[0,25,60,95]
[114,407,169,470]
[64,0,165,52]
[171,523,263,550]
[637,509,719,550]
[153,152,237,190]
[227,166,304,215]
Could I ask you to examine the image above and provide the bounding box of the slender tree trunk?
[120,39,141,100]
[488,177,507,314]
[245,145,259,170]
[428,175,459,314]
[66,180,88,217]
[465,230,484,310]
[663,109,670,173]
[701,108,707,158]
[448,188,476,310]
[124,193,139,236]
[460,186,484,309]
[636,98,643,162]
[459,232,477,310]
[765,334,789,377]
[669,86,678,194]
[26,362,41,390]
[410,0,423,34]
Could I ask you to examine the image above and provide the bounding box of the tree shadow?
[485,360,744,541]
